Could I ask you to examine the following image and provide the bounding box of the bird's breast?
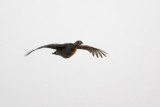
[69,48,77,57]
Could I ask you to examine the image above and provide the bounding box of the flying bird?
[25,40,108,58]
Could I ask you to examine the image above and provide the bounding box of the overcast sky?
[0,0,160,107]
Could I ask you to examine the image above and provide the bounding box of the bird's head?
[74,40,83,46]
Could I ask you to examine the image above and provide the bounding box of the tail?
[25,45,49,56]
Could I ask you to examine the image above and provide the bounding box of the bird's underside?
[25,40,108,58]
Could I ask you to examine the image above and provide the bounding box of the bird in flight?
[25,40,108,58]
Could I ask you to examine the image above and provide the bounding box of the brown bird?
[25,40,108,58]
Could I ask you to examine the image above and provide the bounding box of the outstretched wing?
[77,45,108,58]
[25,44,64,56]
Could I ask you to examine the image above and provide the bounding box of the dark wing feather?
[77,45,108,58]
[25,44,64,56]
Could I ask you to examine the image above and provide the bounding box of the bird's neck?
[74,44,81,47]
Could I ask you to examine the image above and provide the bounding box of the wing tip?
[24,50,34,56]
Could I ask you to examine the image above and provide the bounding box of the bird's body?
[25,40,107,58]
[53,43,77,58]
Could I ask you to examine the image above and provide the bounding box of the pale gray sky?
[0,0,160,107]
